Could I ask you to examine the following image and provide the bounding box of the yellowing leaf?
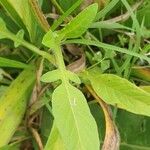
[0,66,36,147]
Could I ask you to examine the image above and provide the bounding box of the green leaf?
[84,70,150,117]
[52,83,100,150]
[90,103,150,150]
[95,0,119,20]
[0,18,9,39]
[51,0,83,31]
[14,29,24,47]
[41,69,81,84]
[101,60,110,72]
[0,18,7,31]
[0,57,27,68]
[90,21,133,31]
[58,0,77,11]
[140,86,150,94]
[66,70,81,84]
[0,66,36,147]
[41,69,61,83]
[42,29,58,49]
[44,124,66,150]
[58,3,98,39]
[64,39,150,63]
[0,143,20,150]
[0,0,45,44]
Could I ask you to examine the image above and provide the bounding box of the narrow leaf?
[0,18,9,39]
[58,3,98,39]
[64,39,150,63]
[0,0,45,44]
[0,57,27,68]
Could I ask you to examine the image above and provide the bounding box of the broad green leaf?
[44,124,66,150]
[84,70,150,117]
[58,3,98,39]
[0,57,27,68]
[52,83,100,150]
[0,66,36,147]
[41,69,61,83]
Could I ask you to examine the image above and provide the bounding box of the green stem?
[3,31,56,65]
[54,43,69,84]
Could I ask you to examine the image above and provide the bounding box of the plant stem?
[54,43,69,84]
[3,31,56,66]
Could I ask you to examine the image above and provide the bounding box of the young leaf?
[14,29,24,47]
[83,70,150,117]
[58,3,98,39]
[41,69,80,84]
[0,66,36,147]
[41,69,61,83]
[42,29,58,49]
[52,83,100,150]
[66,70,81,84]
